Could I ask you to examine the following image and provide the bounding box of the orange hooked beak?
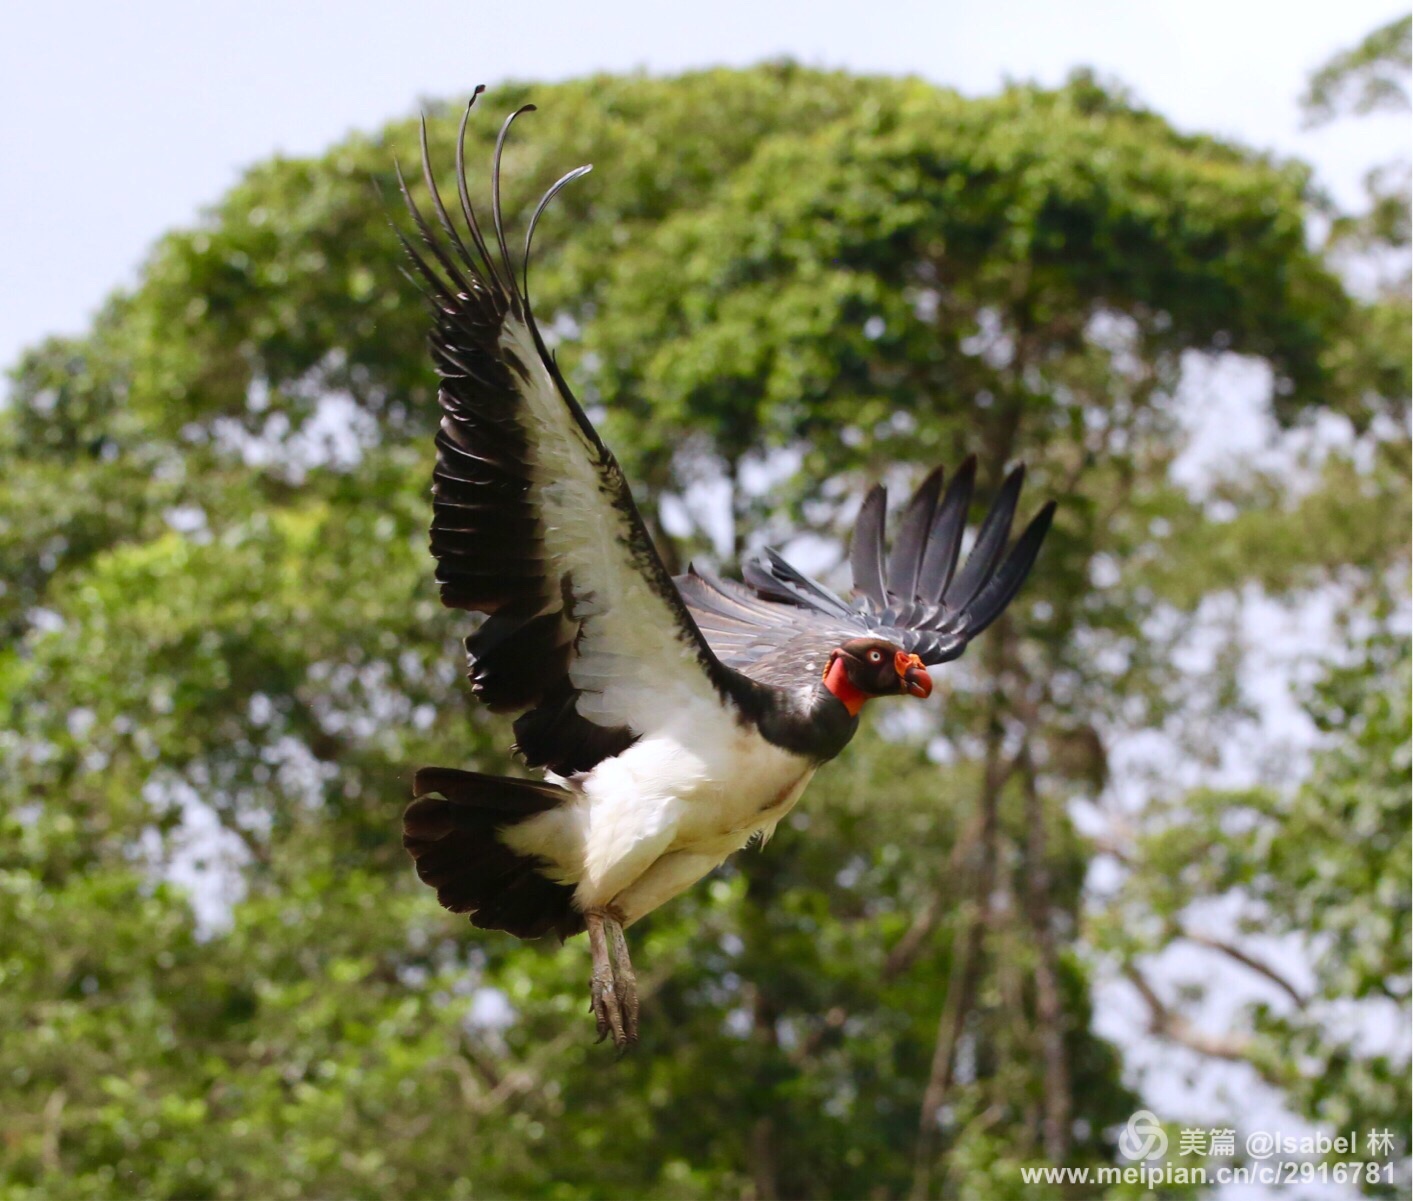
[895,650,933,699]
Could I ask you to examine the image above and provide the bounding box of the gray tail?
[403,767,584,940]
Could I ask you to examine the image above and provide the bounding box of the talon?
[591,980,610,1043]
[606,916,639,1045]
[585,906,638,1051]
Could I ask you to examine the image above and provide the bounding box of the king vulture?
[395,90,1056,1049]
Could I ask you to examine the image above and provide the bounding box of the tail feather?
[404,767,584,940]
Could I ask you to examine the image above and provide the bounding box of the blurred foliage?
[0,58,1407,1199]
[1093,633,1411,1160]
[1301,15,1411,125]
[1306,13,1410,423]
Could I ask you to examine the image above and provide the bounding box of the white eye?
[867,650,883,664]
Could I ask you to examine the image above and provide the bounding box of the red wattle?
[822,657,869,717]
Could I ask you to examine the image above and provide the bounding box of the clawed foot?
[586,906,638,1052]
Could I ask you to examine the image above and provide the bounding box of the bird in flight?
[395,89,1055,1050]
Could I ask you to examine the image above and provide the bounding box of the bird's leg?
[585,910,622,1045]
[605,910,639,1042]
[585,905,637,1051]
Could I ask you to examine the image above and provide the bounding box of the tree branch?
[1121,963,1254,1061]
[1179,929,1310,1010]
[40,1087,65,1176]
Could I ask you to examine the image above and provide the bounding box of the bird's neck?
[727,671,859,764]
[822,657,869,718]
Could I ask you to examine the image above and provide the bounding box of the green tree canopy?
[2,62,1406,1199]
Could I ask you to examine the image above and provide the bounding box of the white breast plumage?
[501,716,816,924]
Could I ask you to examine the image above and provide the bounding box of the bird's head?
[822,636,933,717]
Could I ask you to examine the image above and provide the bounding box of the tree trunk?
[909,690,1009,1199]
[1020,749,1072,1164]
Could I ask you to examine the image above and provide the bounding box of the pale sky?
[1,0,1408,377]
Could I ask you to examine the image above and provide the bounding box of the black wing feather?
[917,455,976,602]
[400,94,745,776]
[941,464,1025,612]
[849,485,889,609]
[742,547,856,617]
[946,501,1056,638]
[886,466,943,602]
[684,462,1056,681]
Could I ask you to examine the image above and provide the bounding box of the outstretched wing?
[397,92,743,776]
[682,459,1055,680]
[837,458,1057,664]
[675,565,866,687]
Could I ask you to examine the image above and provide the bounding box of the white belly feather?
[499,717,816,924]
